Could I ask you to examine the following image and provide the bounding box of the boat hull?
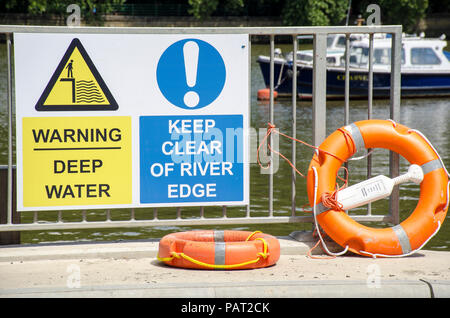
[257,58,450,99]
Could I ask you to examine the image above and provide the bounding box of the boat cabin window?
[350,47,369,65]
[411,47,441,65]
[373,48,405,65]
[374,49,388,64]
[336,36,347,48]
[350,46,405,66]
[327,57,336,64]
[297,53,313,62]
[327,35,349,49]
[327,35,336,48]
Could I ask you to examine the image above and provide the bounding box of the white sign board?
[14,33,249,211]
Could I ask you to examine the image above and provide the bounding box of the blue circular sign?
[157,39,226,110]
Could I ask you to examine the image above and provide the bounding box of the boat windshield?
[411,48,441,65]
[327,35,335,48]
[350,46,405,66]
[297,53,313,62]
[335,36,347,49]
[327,35,354,49]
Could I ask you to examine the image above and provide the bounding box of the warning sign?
[139,115,244,204]
[22,116,132,208]
[14,33,249,211]
[35,38,118,111]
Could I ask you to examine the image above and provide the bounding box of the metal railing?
[0,25,402,234]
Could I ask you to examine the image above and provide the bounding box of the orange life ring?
[257,88,278,100]
[307,119,449,257]
[157,230,280,269]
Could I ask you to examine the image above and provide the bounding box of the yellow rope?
[255,237,268,259]
[157,252,263,269]
[245,230,262,241]
[157,253,179,262]
[157,231,270,269]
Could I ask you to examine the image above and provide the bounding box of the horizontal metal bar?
[0,215,391,232]
[0,25,402,35]
[0,217,310,232]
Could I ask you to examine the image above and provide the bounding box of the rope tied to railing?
[257,122,350,210]
[257,123,355,257]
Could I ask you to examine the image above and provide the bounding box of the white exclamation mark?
[183,41,200,108]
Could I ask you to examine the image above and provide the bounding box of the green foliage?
[0,0,437,32]
[282,0,349,26]
[188,0,244,20]
[2,0,125,24]
[377,0,428,33]
[220,0,245,15]
[188,0,219,20]
[427,0,450,12]
[26,0,124,14]
[352,0,429,33]
[3,0,28,11]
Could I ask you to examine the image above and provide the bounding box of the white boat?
[257,33,450,99]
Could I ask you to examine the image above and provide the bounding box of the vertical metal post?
[246,36,251,219]
[389,30,402,224]
[344,34,350,126]
[368,33,374,119]
[311,33,327,231]
[344,34,350,182]
[6,33,13,225]
[291,34,297,216]
[269,34,275,217]
[367,33,374,215]
[312,33,327,147]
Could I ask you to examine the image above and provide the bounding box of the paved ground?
[0,232,449,298]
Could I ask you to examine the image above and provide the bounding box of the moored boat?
[257,33,450,99]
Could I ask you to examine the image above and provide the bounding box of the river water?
[1,42,449,250]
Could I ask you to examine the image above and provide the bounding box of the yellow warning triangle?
[35,38,118,111]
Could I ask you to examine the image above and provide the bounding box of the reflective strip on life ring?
[157,230,280,269]
[307,119,449,257]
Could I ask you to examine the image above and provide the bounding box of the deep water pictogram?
[35,38,118,111]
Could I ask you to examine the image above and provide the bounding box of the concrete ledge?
[0,239,160,262]
[422,280,450,298]
[0,234,448,298]
[0,280,433,298]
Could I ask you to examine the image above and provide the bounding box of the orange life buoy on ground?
[157,230,280,269]
[307,119,449,257]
